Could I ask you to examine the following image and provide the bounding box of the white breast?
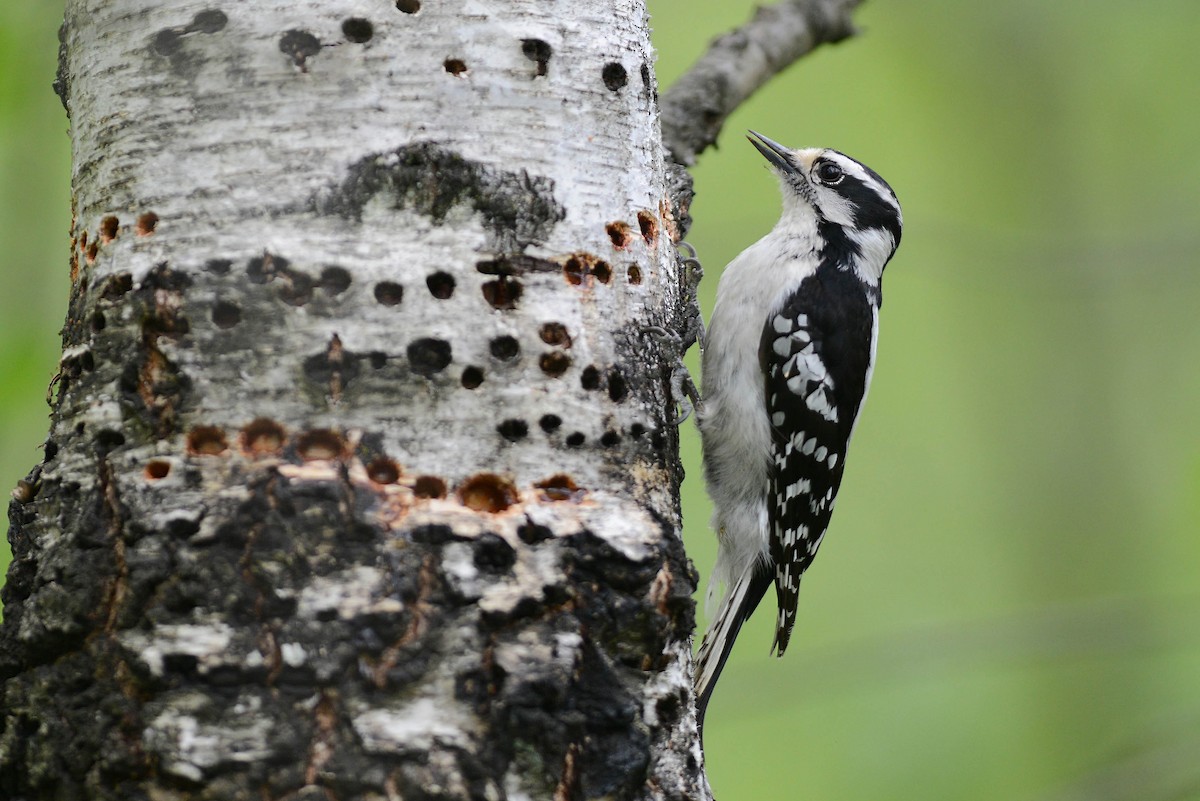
[698,219,821,600]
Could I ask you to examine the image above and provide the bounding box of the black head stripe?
[821,150,902,246]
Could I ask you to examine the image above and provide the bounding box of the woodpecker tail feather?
[694,561,773,730]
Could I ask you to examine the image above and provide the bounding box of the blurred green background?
[3,1,1200,799]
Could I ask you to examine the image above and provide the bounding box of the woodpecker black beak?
[747,131,799,176]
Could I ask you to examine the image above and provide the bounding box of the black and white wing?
[760,268,876,655]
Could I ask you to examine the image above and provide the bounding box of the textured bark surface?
[0,2,707,799]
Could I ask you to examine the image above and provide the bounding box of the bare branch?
[660,0,862,166]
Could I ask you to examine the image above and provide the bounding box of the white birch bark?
[0,1,709,799]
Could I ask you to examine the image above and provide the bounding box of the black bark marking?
[151,10,228,78]
[522,38,552,77]
[407,338,452,377]
[342,18,374,43]
[279,30,322,71]
[315,143,565,251]
[303,334,362,405]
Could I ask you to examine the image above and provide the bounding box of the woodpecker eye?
[815,161,844,184]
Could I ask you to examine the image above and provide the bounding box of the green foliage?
[0,2,72,595]
[3,1,1199,797]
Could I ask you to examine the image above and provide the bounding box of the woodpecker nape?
[694,131,903,727]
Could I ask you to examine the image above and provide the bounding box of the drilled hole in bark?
[565,432,585,448]
[637,211,658,244]
[413,475,447,499]
[297,429,345,461]
[600,430,621,448]
[101,272,133,299]
[606,221,632,248]
[211,300,241,329]
[563,255,587,286]
[277,271,313,306]
[91,311,106,332]
[374,281,404,306]
[535,474,584,502]
[321,266,352,294]
[580,365,601,390]
[521,38,551,76]
[247,253,280,284]
[187,426,228,456]
[481,276,523,310]
[630,423,646,439]
[539,351,570,377]
[366,457,401,484]
[539,322,571,348]
[342,17,374,43]
[407,338,452,376]
[602,62,627,91]
[99,216,119,243]
[96,429,125,451]
[607,369,628,402]
[135,212,158,236]
[369,351,387,369]
[444,58,468,76]
[592,260,612,284]
[395,0,420,13]
[427,271,455,299]
[539,414,562,432]
[458,473,518,513]
[461,366,484,389]
[206,259,232,275]
[627,264,643,285]
[145,460,171,480]
[86,242,99,263]
[240,418,286,457]
[497,419,528,442]
[489,336,519,361]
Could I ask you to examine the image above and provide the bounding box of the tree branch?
[660,0,862,166]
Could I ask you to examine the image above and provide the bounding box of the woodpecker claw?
[672,368,702,425]
[643,324,703,426]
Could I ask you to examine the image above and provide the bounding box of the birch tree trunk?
[1,2,707,799]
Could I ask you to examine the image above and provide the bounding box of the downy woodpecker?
[694,132,903,725]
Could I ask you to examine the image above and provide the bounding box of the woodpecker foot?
[644,324,702,425]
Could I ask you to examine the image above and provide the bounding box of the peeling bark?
[1,2,708,799]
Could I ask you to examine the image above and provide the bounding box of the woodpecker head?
[748,131,902,282]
